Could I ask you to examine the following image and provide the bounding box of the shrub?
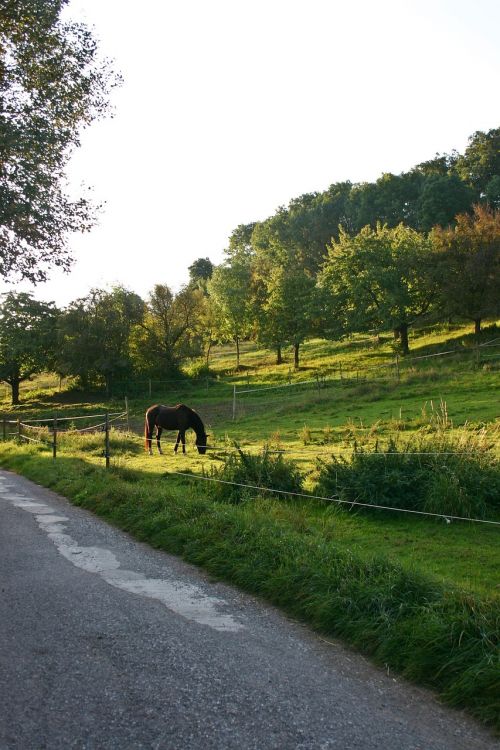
[316,432,500,518]
[204,445,303,504]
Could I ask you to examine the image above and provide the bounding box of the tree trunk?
[235,336,240,369]
[399,324,409,355]
[205,340,213,369]
[474,318,481,336]
[393,327,401,340]
[11,379,20,406]
[293,343,300,369]
[276,344,283,365]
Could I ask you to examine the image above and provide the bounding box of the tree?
[455,128,500,195]
[263,264,318,369]
[416,174,476,231]
[0,292,59,404]
[319,224,438,354]
[188,257,214,288]
[58,286,143,390]
[431,205,500,334]
[208,260,252,369]
[0,0,119,282]
[130,284,205,377]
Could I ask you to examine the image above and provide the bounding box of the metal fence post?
[105,412,110,468]
[232,385,236,421]
[53,417,57,459]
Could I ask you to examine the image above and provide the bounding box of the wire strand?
[168,471,500,526]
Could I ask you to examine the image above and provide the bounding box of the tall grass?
[315,426,500,519]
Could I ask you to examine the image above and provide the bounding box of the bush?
[316,433,500,518]
[204,445,303,504]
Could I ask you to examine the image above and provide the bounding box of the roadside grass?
[0,441,498,729]
[1,320,499,728]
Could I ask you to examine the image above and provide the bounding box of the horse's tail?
[145,405,158,451]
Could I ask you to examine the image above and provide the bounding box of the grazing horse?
[144,404,207,455]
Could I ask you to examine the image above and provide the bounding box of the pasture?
[1,321,499,728]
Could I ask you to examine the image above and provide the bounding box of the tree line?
[1,128,499,405]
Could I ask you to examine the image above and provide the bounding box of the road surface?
[0,469,498,749]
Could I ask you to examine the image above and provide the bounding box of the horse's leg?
[146,417,153,455]
[174,431,181,453]
[181,430,186,454]
[156,426,163,455]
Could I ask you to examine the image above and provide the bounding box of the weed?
[316,429,500,519]
[299,424,312,445]
[204,445,303,504]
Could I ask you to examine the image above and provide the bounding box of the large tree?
[319,223,439,354]
[0,292,59,404]
[262,264,318,369]
[0,0,119,282]
[431,205,500,334]
[455,127,500,196]
[131,284,205,377]
[208,260,252,369]
[58,286,143,391]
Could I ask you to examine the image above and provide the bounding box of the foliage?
[431,205,500,333]
[58,286,143,390]
[0,292,59,403]
[205,446,303,504]
[319,223,439,353]
[0,0,119,282]
[207,259,253,368]
[130,284,205,377]
[455,127,500,194]
[188,257,214,282]
[315,432,500,519]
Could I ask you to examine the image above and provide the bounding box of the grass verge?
[1,443,499,730]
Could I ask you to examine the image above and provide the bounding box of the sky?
[7,0,500,307]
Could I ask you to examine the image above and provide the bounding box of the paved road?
[0,469,498,750]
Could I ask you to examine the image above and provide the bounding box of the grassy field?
[1,321,499,727]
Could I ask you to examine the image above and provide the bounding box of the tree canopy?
[0,0,119,282]
[0,292,59,403]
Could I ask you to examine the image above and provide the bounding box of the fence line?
[167,471,500,527]
[15,411,125,425]
[234,337,500,396]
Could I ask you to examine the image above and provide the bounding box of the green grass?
[1,320,499,728]
[0,442,498,728]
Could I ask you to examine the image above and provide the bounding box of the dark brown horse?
[145,404,207,455]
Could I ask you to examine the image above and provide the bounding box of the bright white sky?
[9,0,500,307]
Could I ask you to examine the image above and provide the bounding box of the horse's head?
[196,432,208,454]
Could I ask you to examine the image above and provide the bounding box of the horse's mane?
[185,406,205,435]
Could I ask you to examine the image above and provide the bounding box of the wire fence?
[3,407,499,527]
[230,339,500,420]
[166,470,500,527]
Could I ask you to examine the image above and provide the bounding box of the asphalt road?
[0,469,498,750]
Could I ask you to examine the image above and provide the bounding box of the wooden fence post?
[17,418,21,443]
[105,412,110,468]
[125,397,130,431]
[53,417,57,459]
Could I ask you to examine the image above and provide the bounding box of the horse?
[144,404,207,455]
